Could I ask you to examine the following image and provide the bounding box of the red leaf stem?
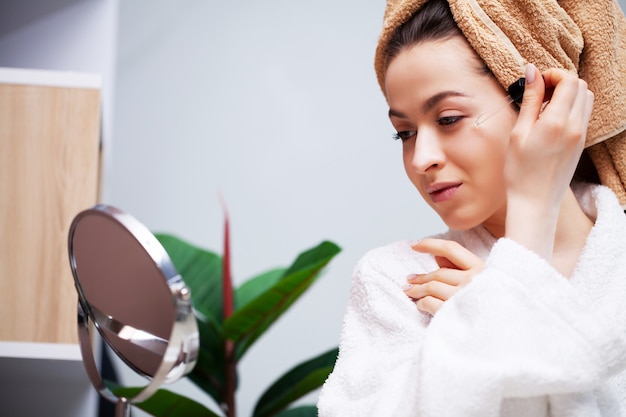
[219,193,236,417]
[220,194,234,320]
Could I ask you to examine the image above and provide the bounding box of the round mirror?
[68,205,199,416]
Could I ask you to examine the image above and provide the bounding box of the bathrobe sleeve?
[317,241,436,417]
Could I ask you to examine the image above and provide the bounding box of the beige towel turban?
[374,0,626,207]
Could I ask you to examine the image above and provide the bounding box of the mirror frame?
[68,204,199,409]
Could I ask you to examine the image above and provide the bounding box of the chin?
[439,212,485,232]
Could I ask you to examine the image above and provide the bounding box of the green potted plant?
[117,209,341,417]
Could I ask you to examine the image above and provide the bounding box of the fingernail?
[406,273,418,281]
[525,63,536,84]
[401,283,413,290]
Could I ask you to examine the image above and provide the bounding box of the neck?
[482,186,594,277]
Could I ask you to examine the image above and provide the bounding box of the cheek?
[466,143,506,181]
[469,142,509,199]
[449,128,509,190]
[472,114,515,168]
[401,144,414,176]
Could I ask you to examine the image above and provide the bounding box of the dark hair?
[385,0,494,80]
[385,0,464,69]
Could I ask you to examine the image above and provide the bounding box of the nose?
[407,129,445,173]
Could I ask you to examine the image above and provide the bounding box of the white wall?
[110,0,444,415]
[0,0,119,202]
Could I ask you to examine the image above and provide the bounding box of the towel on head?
[375,0,626,207]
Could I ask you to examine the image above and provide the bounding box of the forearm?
[504,194,559,262]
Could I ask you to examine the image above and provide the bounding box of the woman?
[317,0,626,416]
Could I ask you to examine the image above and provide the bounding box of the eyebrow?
[388,90,472,119]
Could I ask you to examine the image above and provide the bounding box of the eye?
[437,115,463,126]
[392,130,417,142]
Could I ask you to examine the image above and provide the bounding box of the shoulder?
[347,240,437,331]
[354,234,448,288]
[352,227,494,290]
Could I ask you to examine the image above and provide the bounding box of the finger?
[404,280,457,301]
[581,89,595,137]
[515,63,546,133]
[571,80,590,121]
[537,69,582,123]
[571,84,594,135]
[434,255,457,269]
[407,268,467,286]
[415,296,444,315]
[570,82,594,148]
[541,67,578,92]
[541,77,592,152]
[411,238,482,270]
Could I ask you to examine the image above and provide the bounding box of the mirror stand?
[68,205,199,417]
[77,296,196,417]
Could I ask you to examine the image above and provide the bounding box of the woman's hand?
[504,64,594,260]
[404,238,484,315]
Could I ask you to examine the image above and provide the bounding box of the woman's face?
[385,36,518,234]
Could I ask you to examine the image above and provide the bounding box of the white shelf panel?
[0,341,82,361]
[0,66,101,89]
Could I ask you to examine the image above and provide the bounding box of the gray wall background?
[110,0,444,415]
[111,0,626,415]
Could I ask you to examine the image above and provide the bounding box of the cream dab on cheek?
[473,77,526,127]
[474,95,516,127]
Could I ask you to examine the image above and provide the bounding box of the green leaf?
[222,241,341,360]
[252,347,338,417]
[235,268,286,310]
[110,386,221,417]
[155,233,223,323]
[273,405,319,417]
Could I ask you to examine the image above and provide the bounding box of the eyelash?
[392,131,416,142]
[392,116,464,142]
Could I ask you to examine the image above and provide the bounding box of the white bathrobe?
[318,184,626,417]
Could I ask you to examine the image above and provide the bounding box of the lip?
[426,182,462,203]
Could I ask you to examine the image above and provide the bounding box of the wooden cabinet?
[0,67,101,344]
[0,67,101,416]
